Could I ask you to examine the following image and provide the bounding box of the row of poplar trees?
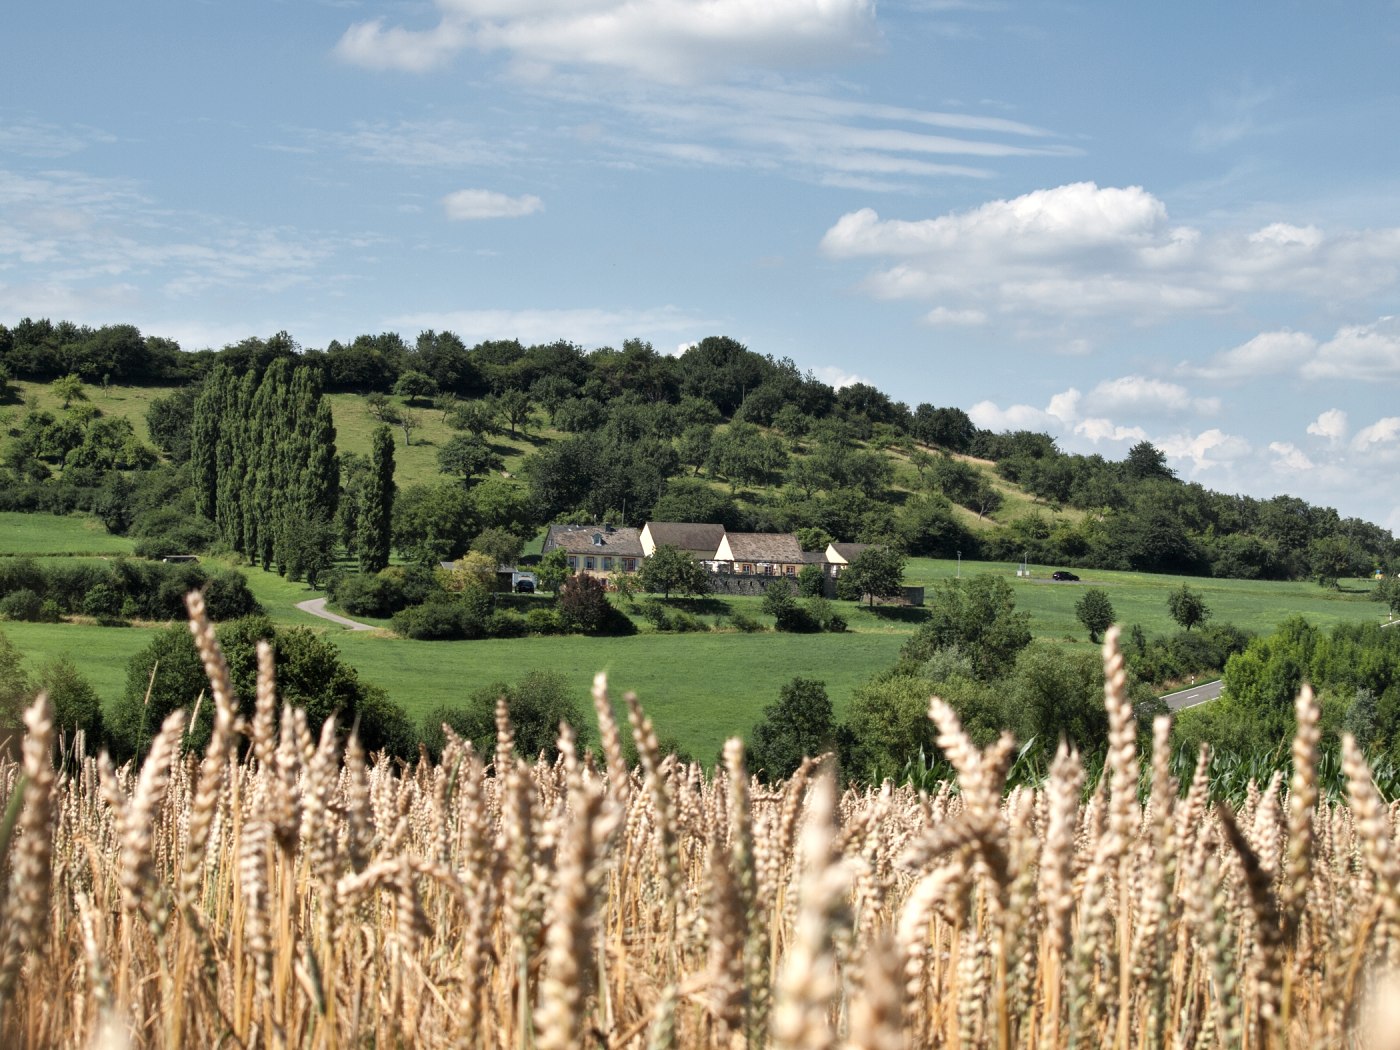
[190,360,380,579]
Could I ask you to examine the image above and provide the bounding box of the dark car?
[514,579,536,593]
[1051,570,1080,582]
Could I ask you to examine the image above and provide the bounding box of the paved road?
[295,597,377,632]
[1164,679,1224,711]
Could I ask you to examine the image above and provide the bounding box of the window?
[585,557,596,570]
[568,557,578,570]
[762,564,774,575]
[623,558,637,572]
[785,565,797,576]
[602,557,613,570]
[741,563,751,574]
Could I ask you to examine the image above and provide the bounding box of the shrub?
[391,599,483,641]
[0,558,46,600]
[485,609,528,637]
[667,609,708,633]
[798,563,826,598]
[524,607,562,635]
[353,688,417,760]
[557,574,634,634]
[0,589,44,622]
[82,583,123,619]
[108,616,401,761]
[203,570,260,621]
[748,677,837,782]
[725,609,764,633]
[131,519,216,560]
[33,655,104,743]
[333,572,406,618]
[420,670,589,762]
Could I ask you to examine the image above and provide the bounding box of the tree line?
[3,315,1396,583]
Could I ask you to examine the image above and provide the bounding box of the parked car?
[1051,570,1080,582]
[515,579,536,594]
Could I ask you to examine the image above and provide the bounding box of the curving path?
[296,597,377,632]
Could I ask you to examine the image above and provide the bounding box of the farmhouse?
[824,542,873,578]
[640,521,726,563]
[542,523,644,580]
[713,532,805,577]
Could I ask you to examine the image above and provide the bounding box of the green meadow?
[0,511,136,556]
[1,506,1392,761]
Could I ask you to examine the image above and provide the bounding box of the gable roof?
[827,542,873,564]
[643,521,726,557]
[543,523,644,558]
[721,532,805,564]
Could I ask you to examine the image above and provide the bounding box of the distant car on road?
[1051,570,1080,582]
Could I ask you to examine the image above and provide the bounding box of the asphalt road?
[1164,679,1224,711]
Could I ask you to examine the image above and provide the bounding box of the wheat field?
[0,597,1396,1049]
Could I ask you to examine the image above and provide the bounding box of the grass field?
[0,511,136,556]
[5,530,1392,762]
[325,391,555,489]
[333,629,905,759]
[901,556,1386,644]
[10,379,165,445]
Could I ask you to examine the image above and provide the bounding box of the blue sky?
[5,1,1400,530]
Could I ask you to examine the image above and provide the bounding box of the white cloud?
[0,168,345,314]
[1248,222,1323,249]
[822,183,1169,258]
[1307,409,1348,443]
[1045,388,1080,425]
[812,365,872,390]
[442,189,544,220]
[970,387,1147,446]
[337,0,880,83]
[967,399,1059,432]
[1352,417,1400,450]
[1157,428,1252,472]
[386,305,715,347]
[924,306,987,326]
[1268,441,1315,471]
[820,182,1400,326]
[1073,417,1147,443]
[334,17,470,72]
[1085,374,1217,416]
[1188,329,1316,381]
[1301,317,1400,381]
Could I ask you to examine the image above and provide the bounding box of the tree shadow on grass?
[854,605,931,624]
[653,596,732,616]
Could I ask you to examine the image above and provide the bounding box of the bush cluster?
[1123,622,1253,685]
[328,565,438,619]
[0,557,259,623]
[637,599,709,633]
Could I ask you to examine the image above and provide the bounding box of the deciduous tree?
[1167,583,1210,632]
[639,544,712,599]
[1075,587,1115,643]
[748,677,836,781]
[841,546,906,608]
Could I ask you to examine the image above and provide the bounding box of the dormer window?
[592,532,604,545]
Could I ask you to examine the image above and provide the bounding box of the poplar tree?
[358,425,395,573]
[189,365,230,520]
[190,358,341,570]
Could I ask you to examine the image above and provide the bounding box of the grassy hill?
[9,378,1081,536]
